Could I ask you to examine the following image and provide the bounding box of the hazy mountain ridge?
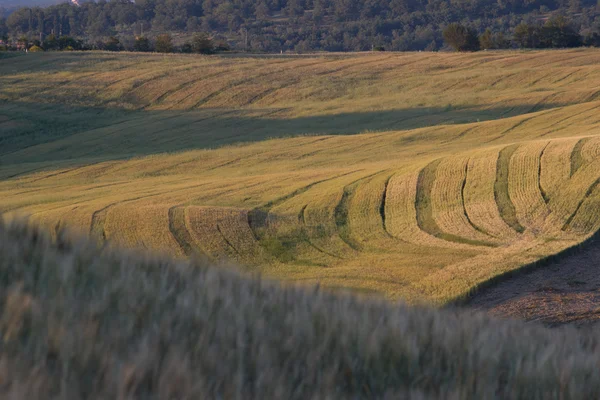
[0,0,67,8]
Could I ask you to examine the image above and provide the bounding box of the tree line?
[443,15,599,51]
[1,0,600,52]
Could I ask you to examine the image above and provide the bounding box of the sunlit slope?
[3,49,600,163]
[4,132,600,302]
[3,50,600,303]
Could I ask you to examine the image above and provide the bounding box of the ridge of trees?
[0,0,600,53]
[443,15,588,51]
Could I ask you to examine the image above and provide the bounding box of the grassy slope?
[3,219,600,399]
[3,50,600,303]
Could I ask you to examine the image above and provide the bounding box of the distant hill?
[0,0,65,6]
[1,0,599,52]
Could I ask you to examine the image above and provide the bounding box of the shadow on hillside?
[0,100,569,168]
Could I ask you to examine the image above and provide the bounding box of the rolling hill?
[2,49,600,304]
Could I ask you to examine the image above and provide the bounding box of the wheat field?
[3,49,600,303]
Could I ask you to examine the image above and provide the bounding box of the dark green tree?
[104,36,122,52]
[192,32,213,54]
[479,28,495,49]
[180,42,193,53]
[154,33,173,53]
[58,36,79,50]
[134,36,152,52]
[42,33,58,50]
[513,23,541,48]
[540,16,582,48]
[443,23,480,51]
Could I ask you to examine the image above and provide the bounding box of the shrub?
[28,45,43,52]
[104,36,122,52]
[134,36,152,52]
[192,32,214,54]
[443,23,480,51]
[154,33,173,53]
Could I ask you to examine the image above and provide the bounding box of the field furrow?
[570,137,591,176]
[385,169,476,250]
[546,154,600,234]
[343,171,403,250]
[579,135,600,163]
[463,148,519,241]
[431,156,499,245]
[104,203,185,257]
[507,141,550,232]
[168,206,200,257]
[302,190,359,259]
[539,138,579,204]
[416,160,493,247]
[494,144,526,234]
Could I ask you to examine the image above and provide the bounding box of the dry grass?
[4,50,600,303]
[4,219,600,399]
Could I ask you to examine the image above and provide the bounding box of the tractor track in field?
[248,170,362,233]
[415,159,495,247]
[312,55,393,77]
[154,135,310,174]
[462,159,495,239]
[168,205,203,257]
[28,57,140,99]
[570,137,591,177]
[2,166,59,181]
[90,194,157,242]
[441,126,478,144]
[238,55,399,107]
[90,203,116,242]
[154,63,264,110]
[489,72,520,88]
[561,176,600,231]
[247,170,363,260]
[234,57,354,107]
[146,65,242,108]
[494,145,526,234]
[26,165,89,183]
[215,223,242,257]
[25,72,99,99]
[297,204,344,260]
[91,63,172,97]
[527,70,558,87]
[542,103,600,137]
[332,170,390,252]
[188,58,335,110]
[379,174,393,237]
[552,68,583,85]
[528,92,563,114]
[27,199,91,219]
[585,88,600,102]
[487,109,556,142]
[538,142,551,204]
[89,182,211,243]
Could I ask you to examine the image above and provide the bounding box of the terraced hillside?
[3,49,600,303]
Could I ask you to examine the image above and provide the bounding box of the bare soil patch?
[468,237,600,326]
